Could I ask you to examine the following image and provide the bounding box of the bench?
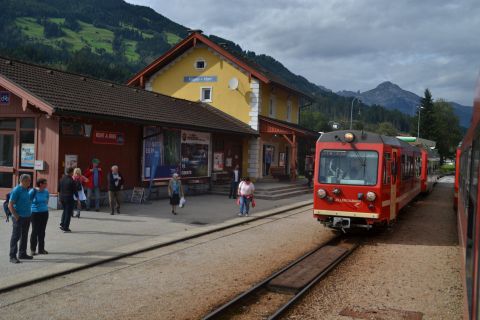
[270,166,290,180]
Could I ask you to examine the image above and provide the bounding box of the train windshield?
[319,150,378,186]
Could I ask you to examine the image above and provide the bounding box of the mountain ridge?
[337,81,472,127]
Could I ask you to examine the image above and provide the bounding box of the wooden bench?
[270,166,290,180]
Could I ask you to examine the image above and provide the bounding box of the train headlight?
[366,191,376,202]
[344,132,355,143]
[317,188,327,199]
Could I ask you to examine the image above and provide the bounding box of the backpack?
[3,192,11,221]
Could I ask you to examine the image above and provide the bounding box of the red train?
[456,75,480,319]
[313,130,438,231]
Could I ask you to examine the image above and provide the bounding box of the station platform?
[0,193,312,292]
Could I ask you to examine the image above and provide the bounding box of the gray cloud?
[127,0,480,105]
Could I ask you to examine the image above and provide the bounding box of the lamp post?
[417,105,424,138]
[350,97,361,130]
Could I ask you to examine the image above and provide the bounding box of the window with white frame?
[195,58,206,70]
[201,87,212,102]
[268,96,276,117]
[287,100,292,122]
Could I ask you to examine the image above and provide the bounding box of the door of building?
[0,131,16,198]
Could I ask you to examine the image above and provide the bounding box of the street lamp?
[417,105,424,138]
[350,97,361,130]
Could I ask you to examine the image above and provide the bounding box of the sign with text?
[0,92,10,105]
[20,143,35,168]
[184,76,217,83]
[93,130,125,145]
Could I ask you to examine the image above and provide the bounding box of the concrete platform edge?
[0,199,313,294]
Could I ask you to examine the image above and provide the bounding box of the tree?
[431,100,462,162]
[417,89,435,139]
[299,110,329,133]
[375,122,398,136]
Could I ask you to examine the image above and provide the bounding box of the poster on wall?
[213,152,224,171]
[20,144,35,168]
[181,130,210,177]
[65,154,78,172]
[142,127,181,180]
[279,152,286,167]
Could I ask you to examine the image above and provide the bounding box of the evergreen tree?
[418,89,435,139]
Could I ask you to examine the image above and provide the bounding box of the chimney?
[188,29,203,36]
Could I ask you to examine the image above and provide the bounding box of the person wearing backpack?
[8,174,35,264]
[30,178,49,256]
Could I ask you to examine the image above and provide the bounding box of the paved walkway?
[0,193,312,291]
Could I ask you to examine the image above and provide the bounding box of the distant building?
[128,30,318,180]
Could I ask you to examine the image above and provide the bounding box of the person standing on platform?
[168,173,184,215]
[237,177,255,217]
[229,165,241,199]
[73,168,89,218]
[108,165,124,215]
[58,167,79,233]
[84,158,103,212]
[30,178,49,256]
[8,174,34,263]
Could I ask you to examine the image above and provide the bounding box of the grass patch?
[164,31,181,45]
[15,17,44,38]
[124,39,140,61]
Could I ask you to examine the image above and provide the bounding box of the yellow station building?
[128,30,317,180]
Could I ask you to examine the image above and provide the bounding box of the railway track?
[202,236,360,320]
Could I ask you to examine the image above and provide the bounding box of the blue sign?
[184,76,217,83]
[0,92,10,105]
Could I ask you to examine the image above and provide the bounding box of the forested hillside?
[0,0,414,134]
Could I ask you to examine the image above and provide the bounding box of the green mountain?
[0,0,413,134]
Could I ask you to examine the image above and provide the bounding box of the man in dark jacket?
[58,167,79,232]
[108,165,124,215]
[228,165,241,199]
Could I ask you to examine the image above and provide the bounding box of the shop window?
[0,119,16,130]
[195,59,206,70]
[201,87,212,102]
[0,172,13,188]
[19,119,35,169]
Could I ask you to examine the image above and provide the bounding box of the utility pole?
[417,105,424,138]
[350,97,360,130]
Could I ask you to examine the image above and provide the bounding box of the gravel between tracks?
[0,208,335,320]
[286,182,463,320]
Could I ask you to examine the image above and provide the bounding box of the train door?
[390,149,398,220]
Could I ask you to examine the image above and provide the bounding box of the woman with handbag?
[168,173,184,215]
[237,177,255,217]
[73,168,89,218]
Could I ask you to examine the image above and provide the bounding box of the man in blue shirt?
[8,174,34,263]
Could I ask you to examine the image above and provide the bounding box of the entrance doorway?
[263,145,275,176]
[285,146,290,175]
[0,131,16,196]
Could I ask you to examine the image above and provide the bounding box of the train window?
[383,153,391,185]
[416,157,421,177]
[318,150,378,186]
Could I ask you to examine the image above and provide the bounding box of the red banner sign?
[93,130,125,145]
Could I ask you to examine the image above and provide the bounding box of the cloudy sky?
[128,0,479,105]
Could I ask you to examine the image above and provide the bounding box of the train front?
[313,131,384,231]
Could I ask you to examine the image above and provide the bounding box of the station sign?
[0,91,10,105]
[184,76,217,83]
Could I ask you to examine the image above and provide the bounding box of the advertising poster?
[143,127,181,180]
[213,152,224,171]
[181,130,210,177]
[279,152,286,167]
[65,154,78,172]
[20,143,35,168]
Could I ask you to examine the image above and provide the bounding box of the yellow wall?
[260,83,300,123]
[149,46,253,124]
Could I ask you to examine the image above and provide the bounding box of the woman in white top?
[237,177,255,216]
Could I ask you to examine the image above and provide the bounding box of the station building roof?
[0,56,257,135]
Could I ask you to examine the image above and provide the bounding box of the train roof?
[318,130,420,152]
